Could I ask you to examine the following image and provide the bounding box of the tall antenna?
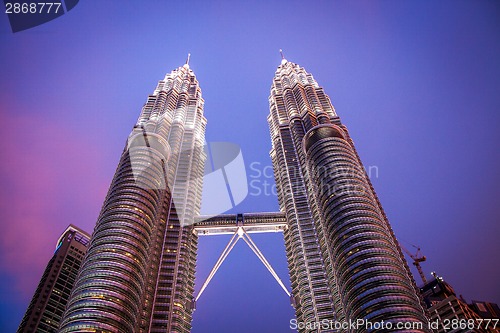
[186,53,191,66]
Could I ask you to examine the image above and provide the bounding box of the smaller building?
[420,273,498,333]
[17,225,90,333]
[470,301,500,320]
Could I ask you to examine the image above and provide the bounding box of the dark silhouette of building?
[420,273,498,333]
[17,225,90,333]
[469,301,500,321]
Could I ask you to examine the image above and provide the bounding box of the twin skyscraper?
[57,56,431,332]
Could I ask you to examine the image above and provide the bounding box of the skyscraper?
[57,55,432,332]
[17,225,90,333]
[59,60,206,333]
[268,55,431,331]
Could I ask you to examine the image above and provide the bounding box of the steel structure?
[193,213,290,303]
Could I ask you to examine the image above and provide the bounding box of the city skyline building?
[59,60,206,333]
[56,55,432,332]
[420,273,498,333]
[267,55,431,331]
[17,225,90,333]
[469,301,500,322]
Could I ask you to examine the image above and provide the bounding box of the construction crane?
[401,244,427,284]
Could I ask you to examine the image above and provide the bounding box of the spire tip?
[184,53,191,68]
[279,49,287,64]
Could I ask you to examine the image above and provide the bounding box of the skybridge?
[192,212,290,305]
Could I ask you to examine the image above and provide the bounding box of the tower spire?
[184,53,191,68]
[279,49,287,65]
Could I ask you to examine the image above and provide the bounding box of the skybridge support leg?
[195,227,291,303]
[241,229,291,297]
[195,231,239,301]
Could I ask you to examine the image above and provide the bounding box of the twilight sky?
[1,1,499,332]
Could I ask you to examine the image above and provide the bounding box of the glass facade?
[59,63,206,333]
[268,59,431,332]
[17,225,90,333]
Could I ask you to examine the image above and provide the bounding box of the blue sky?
[0,1,499,332]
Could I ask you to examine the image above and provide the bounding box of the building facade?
[59,61,206,333]
[17,225,90,333]
[56,57,432,332]
[268,57,431,332]
[420,273,499,333]
[469,300,500,322]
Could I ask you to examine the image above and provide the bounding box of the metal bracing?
[240,228,290,297]
[195,231,239,301]
[195,226,290,302]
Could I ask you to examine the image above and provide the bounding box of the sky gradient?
[1,1,499,332]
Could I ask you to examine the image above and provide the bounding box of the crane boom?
[401,243,427,284]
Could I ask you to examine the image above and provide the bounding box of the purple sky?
[1,1,499,332]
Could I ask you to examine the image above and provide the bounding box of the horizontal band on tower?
[303,124,346,153]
